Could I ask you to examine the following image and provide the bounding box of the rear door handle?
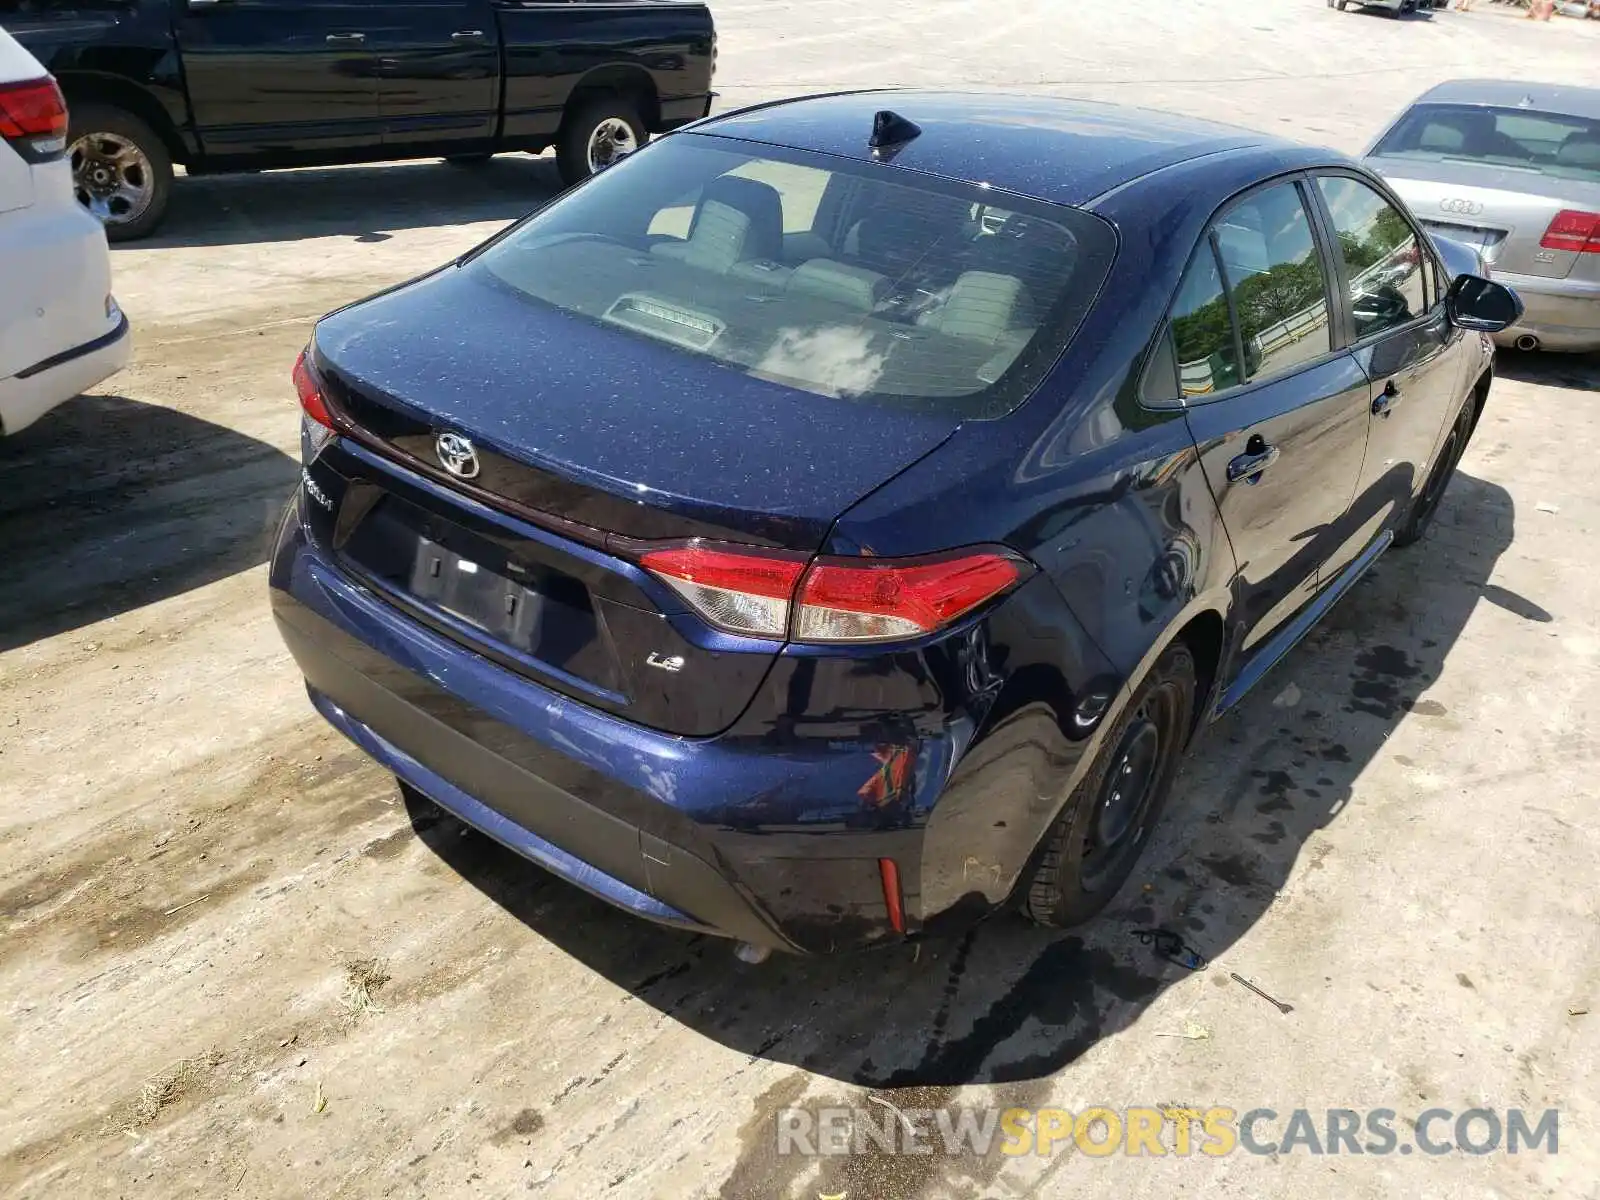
[1371,379,1401,418]
[1226,437,1280,485]
[325,31,367,45]
[451,29,488,43]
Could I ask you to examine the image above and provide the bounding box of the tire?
[444,154,496,168]
[1395,398,1474,547]
[66,103,174,242]
[1025,643,1197,929]
[556,94,647,188]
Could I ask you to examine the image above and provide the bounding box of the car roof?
[1411,78,1600,120]
[690,90,1304,207]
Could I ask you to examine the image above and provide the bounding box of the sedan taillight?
[641,543,1031,644]
[1540,209,1600,255]
[293,348,336,430]
[0,76,68,163]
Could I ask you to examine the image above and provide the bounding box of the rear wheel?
[67,103,173,242]
[556,94,647,187]
[1025,644,1196,928]
[1395,398,1474,547]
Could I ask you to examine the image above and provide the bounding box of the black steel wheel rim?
[1080,681,1183,893]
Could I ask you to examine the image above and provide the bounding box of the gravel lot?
[4,2,1599,1197]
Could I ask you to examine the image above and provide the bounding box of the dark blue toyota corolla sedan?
[269,92,1522,956]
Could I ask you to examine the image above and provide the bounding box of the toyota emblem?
[1439,197,1484,216]
[435,432,481,480]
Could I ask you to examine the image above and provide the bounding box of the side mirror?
[1446,275,1523,334]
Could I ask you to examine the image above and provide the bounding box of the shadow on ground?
[1492,347,1600,391]
[400,468,1527,1194]
[0,394,297,650]
[115,156,563,251]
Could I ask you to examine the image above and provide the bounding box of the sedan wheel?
[1026,643,1197,928]
[1396,397,1475,546]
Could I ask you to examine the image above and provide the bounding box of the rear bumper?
[1493,271,1600,353]
[0,308,130,435]
[270,507,952,953]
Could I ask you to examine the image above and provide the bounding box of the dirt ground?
[3,1,1599,1197]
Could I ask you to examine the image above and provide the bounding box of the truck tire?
[66,103,174,242]
[556,95,647,187]
[1024,643,1196,929]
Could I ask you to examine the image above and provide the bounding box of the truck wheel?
[1024,643,1196,929]
[556,95,647,187]
[67,103,174,242]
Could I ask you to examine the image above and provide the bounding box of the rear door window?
[1158,178,1335,404]
[468,135,1117,417]
[1169,240,1241,399]
[1212,181,1333,384]
[1318,175,1427,340]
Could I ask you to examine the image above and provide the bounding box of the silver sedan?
[1364,79,1600,353]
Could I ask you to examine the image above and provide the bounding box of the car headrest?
[921,272,1032,345]
[1417,120,1466,154]
[786,259,888,310]
[846,198,967,277]
[655,174,785,273]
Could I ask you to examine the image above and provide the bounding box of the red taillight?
[639,543,1029,643]
[0,77,69,160]
[293,348,336,430]
[795,552,1025,642]
[638,545,807,638]
[1540,209,1600,255]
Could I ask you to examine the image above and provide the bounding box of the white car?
[0,28,128,437]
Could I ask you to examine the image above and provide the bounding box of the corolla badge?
[1439,197,1484,216]
[435,432,480,479]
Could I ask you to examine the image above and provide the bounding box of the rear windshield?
[468,135,1115,417]
[1371,103,1600,184]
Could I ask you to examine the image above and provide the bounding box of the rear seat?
[653,175,785,275]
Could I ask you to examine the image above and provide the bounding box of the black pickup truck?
[1,0,716,240]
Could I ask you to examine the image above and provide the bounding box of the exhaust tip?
[734,941,772,965]
[1514,334,1540,352]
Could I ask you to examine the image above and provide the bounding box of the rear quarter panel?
[0,161,113,381]
[814,153,1364,906]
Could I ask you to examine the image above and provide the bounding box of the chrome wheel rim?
[70,132,154,228]
[586,118,638,172]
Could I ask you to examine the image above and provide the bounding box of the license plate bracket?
[407,537,543,649]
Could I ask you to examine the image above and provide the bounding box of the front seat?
[652,175,784,274]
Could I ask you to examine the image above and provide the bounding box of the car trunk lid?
[306,266,962,736]
[1374,160,1600,280]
